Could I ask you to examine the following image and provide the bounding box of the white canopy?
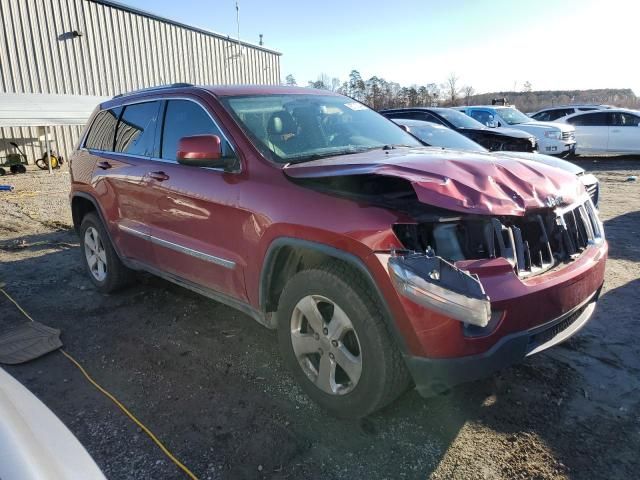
[0,93,109,128]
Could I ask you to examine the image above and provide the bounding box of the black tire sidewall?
[277,268,397,418]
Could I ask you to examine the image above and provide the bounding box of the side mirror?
[176,135,236,171]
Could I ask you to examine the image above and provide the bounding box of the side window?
[532,111,550,121]
[84,107,122,151]
[114,101,160,156]
[611,112,640,127]
[419,112,443,124]
[567,112,609,126]
[547,109,573,121]
[161,100,230,161]
[469,110,493,125]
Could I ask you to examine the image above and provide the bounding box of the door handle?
[148,171,169,181]
[96,161,112,170]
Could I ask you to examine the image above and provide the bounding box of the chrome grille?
[585,182,599,206]
[562,131,575,141]
[492,200,603,278]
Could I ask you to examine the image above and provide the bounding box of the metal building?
[0,0,282,163]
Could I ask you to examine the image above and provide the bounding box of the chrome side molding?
[118,224,236,270]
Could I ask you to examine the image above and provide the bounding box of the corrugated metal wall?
[0,0,281,164]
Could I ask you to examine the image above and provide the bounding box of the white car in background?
[529,104,612,122]
[394,118,600,207]
[456,105,577,157]
[556,109,640,155]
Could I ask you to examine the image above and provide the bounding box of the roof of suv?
[112,84,336,100]
[102,84,340,109]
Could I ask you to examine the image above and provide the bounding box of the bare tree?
[285,74,297,86]
[445,73,460,106]
[523,81,532,93]
[462,85,475,105]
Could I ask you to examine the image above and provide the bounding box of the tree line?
[283,71,639,112]
[284,70,459,110]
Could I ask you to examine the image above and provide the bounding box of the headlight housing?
[388,253,491,327]
[544,130,561,139]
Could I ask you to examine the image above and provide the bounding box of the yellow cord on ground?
[0,287,199,480]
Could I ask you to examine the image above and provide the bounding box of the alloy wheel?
[84,226,107,282]
[290,295,363,395]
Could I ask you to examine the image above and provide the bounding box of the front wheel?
[277,263,410,418]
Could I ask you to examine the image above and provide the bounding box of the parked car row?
[70,84,607,417]
[380,107,538,152]
[385,101,640,157]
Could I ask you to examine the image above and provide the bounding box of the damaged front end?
[389,197,604,328]
[283,150,605,332]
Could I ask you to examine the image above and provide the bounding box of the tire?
[0,167,5,176]
[9,165,18,174]
[277,262,410,418]
[79,212,134,293]
[16,164,26,174]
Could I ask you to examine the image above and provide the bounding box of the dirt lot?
[0,158,638,480]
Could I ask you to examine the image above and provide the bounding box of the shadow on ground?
[604,211,640,262]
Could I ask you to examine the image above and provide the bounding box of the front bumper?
[539,138,576,155]
[406,288,601,397]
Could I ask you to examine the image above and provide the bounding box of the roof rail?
[112,83,194,99]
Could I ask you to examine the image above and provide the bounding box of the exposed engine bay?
[393,198,602,278]
[293,173,603,278]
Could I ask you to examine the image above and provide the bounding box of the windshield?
[431,108,486,129]
[221,94,422,163]
[396,120,487,153]
[496,107,532,125]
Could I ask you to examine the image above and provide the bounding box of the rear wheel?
[0,167,5,176]
[79,213,133,293]
[277,263,410,418]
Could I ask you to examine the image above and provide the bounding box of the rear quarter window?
[84,107,122,151]
[114,101,160,156]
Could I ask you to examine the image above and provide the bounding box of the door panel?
[92,153,155,264]
[568,112,610,153]
[85,103,160,264]
[608,112,640,152]
[144,163,249,300]
[575,126,609,153]
[145,98,248,300]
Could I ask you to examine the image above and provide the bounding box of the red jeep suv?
[70,84,607,417]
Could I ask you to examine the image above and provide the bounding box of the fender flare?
[259,237,409,353]
[70,192,124,260]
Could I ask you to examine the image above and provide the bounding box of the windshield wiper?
[284,148,369,164]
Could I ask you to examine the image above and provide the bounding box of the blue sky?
[121,0,639,94]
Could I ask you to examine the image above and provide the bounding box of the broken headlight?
[388,252,491,327]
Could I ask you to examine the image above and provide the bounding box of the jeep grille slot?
[393,199,602,279]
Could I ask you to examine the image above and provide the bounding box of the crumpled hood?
[284,147,584,216]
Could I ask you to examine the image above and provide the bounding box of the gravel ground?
[0,158,638,480]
